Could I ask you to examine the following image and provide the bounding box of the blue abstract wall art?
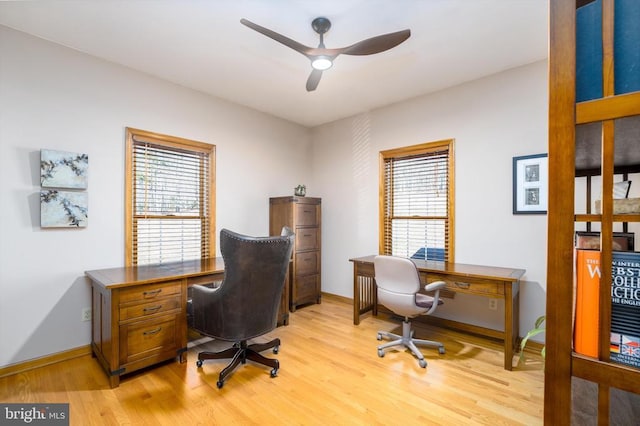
[40,190,88,228]
[41,149,88,189]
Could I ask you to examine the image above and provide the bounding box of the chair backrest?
[374,255,424,318]
[374,255,421,294]
[194,228,294,341]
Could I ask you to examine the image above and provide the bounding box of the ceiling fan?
[240,17,411,92]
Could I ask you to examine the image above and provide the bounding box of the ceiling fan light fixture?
[311,56,333,70]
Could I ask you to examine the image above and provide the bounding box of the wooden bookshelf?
[546,0,640,423]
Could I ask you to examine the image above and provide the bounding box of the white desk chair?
[374,255,446,368]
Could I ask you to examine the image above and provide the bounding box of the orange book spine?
[574,249,601,357]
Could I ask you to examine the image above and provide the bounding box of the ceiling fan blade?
[306,69,323,92]
[240,18,315,57]
[339,29,411,56]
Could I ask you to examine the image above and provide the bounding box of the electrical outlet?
[488,299,498,311]
[81,307,92,322]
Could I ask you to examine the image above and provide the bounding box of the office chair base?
[377,320,444,368]
[196,338,280,388]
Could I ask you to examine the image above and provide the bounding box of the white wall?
[0,26,310,367]
[309,60,549,340]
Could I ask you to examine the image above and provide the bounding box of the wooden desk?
[86,257,289,387]
[349,256,525,370]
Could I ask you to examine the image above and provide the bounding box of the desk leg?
[353,264,360,325]
[504,282,520,371]
[352,263,377,325]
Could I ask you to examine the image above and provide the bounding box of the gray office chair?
[190,227,294,388]
[374,255,446,368]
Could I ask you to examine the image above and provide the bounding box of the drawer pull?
[303,209,313,213]
[303,234,312,237]
[143,305,162,313]
[143,327,162,336]
[455,282,470,289]
[143,289,162,297]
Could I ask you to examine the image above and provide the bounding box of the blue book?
[614,0,640,95]
[576,0,603,102]
[610,251,640,368]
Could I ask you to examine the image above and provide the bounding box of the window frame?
[124,127,216,266]
[378,139,455,262]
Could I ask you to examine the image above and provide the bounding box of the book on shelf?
[610,251,640,368]
[575,231,635,251]
[574,249,601,357]
[576,0,640,101]
[576,0,602,102]
[574,248,640,368]
[614,0,640,95]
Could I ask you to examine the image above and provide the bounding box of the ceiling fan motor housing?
[311,17,331,35]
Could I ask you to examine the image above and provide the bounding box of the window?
[125,128,215,266]
[379,139,454,262]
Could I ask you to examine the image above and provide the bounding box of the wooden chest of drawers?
[270,196,322,311]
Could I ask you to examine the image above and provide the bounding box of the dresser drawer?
[119,280,182,304]
[295,251,319,276]
[121,315,178,363]
[295,274,320,301]
[120,296,181,321]
[295,204,319,226]
[295,227,319,251]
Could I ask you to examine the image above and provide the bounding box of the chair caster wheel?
[196,360,203,368]
[377,333,382,341]
[216,381,224,389]
[439,347,445,355]
[378,349,385,358]
[270,368,278,378]
[419,359,427,368]
[273,346,279,354]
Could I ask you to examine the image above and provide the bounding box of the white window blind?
[126,129,214,266]
[381,142,453,261]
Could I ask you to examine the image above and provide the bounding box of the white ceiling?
[0,0,549,127]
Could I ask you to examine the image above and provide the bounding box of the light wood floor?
[0,296,544,425]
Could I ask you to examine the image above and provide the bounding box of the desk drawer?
[121,315,178,364]
[425,274,503,297]
[295,228,319,251]
[119,280,182,304]
[187,274,224,287]
[120,296,181,321]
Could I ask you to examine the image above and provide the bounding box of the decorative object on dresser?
[270,196,321,311]
[294,184,306,196]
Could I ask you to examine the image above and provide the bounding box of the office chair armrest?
[191,283,221,297]
[424,280,446,292]
[190,283,223,313]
